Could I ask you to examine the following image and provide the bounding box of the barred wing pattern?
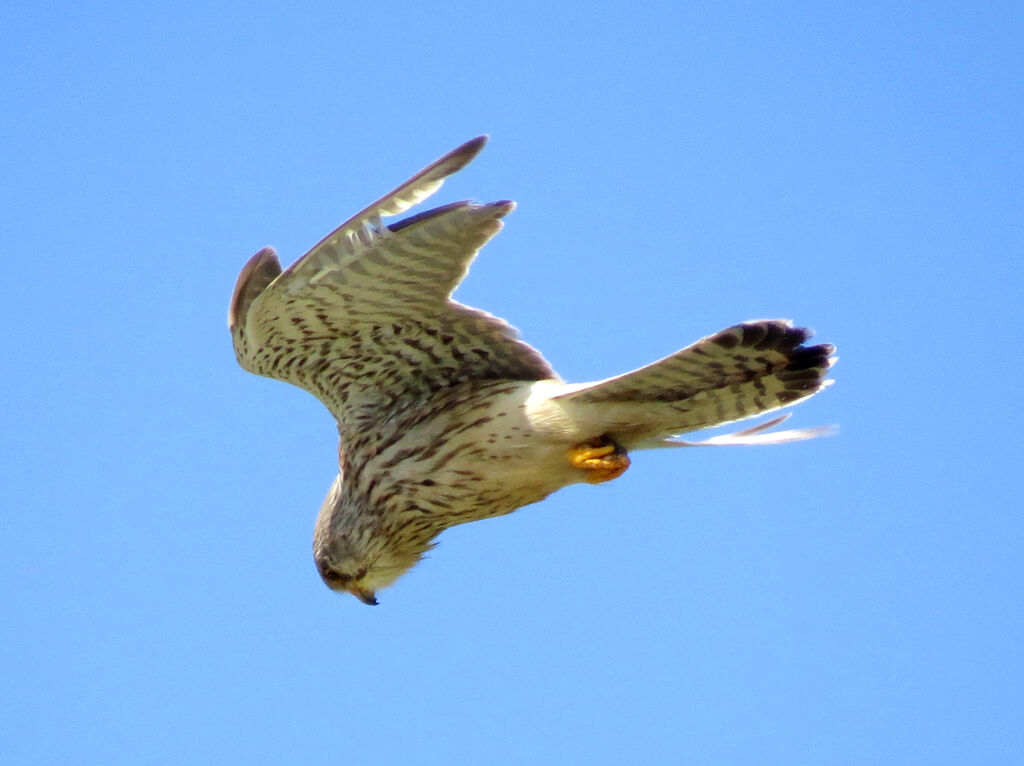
[229,137,555,426]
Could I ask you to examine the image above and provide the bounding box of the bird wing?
[229,137,555,428]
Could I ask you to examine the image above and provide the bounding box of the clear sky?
[3,2,1022,764]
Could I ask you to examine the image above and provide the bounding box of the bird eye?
[320,568,351,586]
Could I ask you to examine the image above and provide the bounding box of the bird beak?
[351,587,379,606]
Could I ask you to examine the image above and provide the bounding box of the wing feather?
[229,139,555,427]
[283,136,488,283]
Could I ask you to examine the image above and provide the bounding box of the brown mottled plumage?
[229,137,836,605]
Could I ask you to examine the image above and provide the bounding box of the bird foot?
[568,437,631,484]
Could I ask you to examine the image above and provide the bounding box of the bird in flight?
[229,136,835,605]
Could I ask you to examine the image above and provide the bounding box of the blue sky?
[3,2,1022,763]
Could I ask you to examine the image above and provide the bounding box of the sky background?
[3,2,1022,764]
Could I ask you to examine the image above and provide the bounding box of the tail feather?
[638,413,837,449]
[553,320,836,449]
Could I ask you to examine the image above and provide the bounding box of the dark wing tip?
[438,135,489,176]
[491,199,515,217]
[461,134,489,155]
[387,199,516,234]
[228,246,282,331]
[387,200,473,233]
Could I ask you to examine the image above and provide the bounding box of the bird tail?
[551,320,836,450]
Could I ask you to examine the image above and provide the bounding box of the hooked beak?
[351,587,379,606]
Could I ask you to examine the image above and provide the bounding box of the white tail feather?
[641,414,838,448]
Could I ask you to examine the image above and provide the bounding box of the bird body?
[230,137,835,604]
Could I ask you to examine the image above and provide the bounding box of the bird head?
[314,559,380,605]
[314,542,429,605]
[312,475,430,605]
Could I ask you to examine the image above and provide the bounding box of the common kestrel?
[229,137,835,605]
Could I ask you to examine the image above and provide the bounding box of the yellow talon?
[568,438,631,484]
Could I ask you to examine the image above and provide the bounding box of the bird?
[229,136,836,605]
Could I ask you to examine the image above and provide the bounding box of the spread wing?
[229,137,556,428]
